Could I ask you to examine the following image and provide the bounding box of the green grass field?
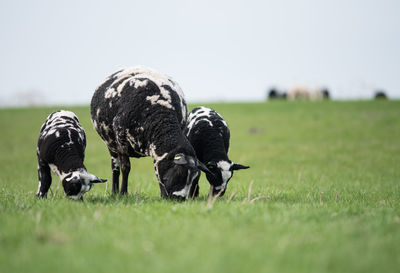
[0,101,399,273]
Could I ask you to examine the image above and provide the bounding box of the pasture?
[0,101,399,273]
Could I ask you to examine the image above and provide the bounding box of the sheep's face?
[62,171,107,200]
[157,154,210,200]
[206,160,249,196]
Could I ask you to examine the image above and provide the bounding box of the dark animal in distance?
[36,110,106,200]
[267,87,287,100]
[184,106,249,196]
[90,66,211,200]
[374,90,388,100]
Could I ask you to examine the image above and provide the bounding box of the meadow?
[0,101,399,273]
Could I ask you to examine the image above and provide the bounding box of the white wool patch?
[149,143,167,162]
[149,143,168,185]
[146,95,173,109]
[101,122,111,135]
[186,107,214,135]
[125,129,145,153]
[65,130,74,145]
[49,164,67,180]
[55,131,60,138]
[105,66,186,117]
[46,128,57,136]
[132,79,148,89]
[160,88,172,102]
[105,88,117,99]
[116,77,132,96]
[111,157,120,170]
[146,95,160,104]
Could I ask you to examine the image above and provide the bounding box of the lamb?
[184,106,249,196]
[36,110,106,200]
[90,66,211,199]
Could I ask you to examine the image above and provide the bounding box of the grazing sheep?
[36,110,106,200]
[90,66,211,199]
[288,86,330,101]
[184,107,249,196]
[374,90,388,100]
[267,87,287,100]
[287,86,310,101]
[321,88,330,100]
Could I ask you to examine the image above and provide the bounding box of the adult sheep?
[36,110,106,200]
[90,66,210,199]
[184,107,249,196]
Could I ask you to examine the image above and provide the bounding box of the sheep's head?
[206,160,249,196]
[156,153,211,200]
[62,171,107,200]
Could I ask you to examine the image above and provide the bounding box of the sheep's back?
[90,66,188,155]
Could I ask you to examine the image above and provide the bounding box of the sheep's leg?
[109,150,120,194]
[120,155,130,195]
[37,163,52,198]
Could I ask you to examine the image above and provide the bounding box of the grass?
[0,100,399,273]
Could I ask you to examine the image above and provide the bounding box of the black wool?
[90,66,209,199]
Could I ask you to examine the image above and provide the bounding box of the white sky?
[0,0,399,106]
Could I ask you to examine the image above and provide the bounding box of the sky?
[0,0,399,106]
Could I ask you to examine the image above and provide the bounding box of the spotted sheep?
[184,107,249,196]
[90,66,211,200]
[36,110,106,200]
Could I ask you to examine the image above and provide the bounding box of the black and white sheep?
[184,107,249,196]
[90,66,210,199]
[36,110,106,200]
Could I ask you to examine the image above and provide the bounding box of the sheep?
[374,90,388,100]
[184,106,249,196]
[36,110,106,200]
[267,87,287,100]
[288,86,330,101]
[90,66,211,199]
[287,86,310,100]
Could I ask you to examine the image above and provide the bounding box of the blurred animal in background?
[90,66,211,200]
[287,86,310,100]
[374,90,388,100]
[287,86,330,101]
[36,110,106,200]
[320,88,330,99]
[185,106,249,197]
[267,87,287,100]
[309,87,330,101]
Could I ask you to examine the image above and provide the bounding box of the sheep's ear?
[91,177,107,183]
[231,163,250,171]
[86,173,107,183]
[197,160,214,177]
[206,161,217,170]
[174,153,188,165]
